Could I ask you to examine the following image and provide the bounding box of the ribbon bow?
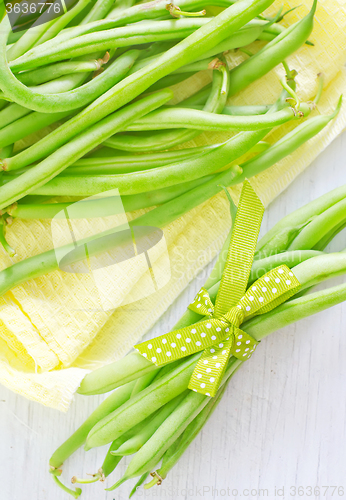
[135,181,301,397]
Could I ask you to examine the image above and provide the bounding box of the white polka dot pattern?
[135,264,300,397]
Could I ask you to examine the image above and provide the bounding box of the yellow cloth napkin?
[1,0,346,411]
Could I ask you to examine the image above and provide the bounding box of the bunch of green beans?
[49,185,346,497]
[0,0,324,219]
[0,0,338,318]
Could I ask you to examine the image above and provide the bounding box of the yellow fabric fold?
[0,0,346,411]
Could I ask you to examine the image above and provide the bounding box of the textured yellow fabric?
[1,0,346,411]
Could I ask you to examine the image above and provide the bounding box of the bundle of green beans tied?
[0,0,340,266]
[49,184,346,497]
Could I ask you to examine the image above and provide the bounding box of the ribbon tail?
[189,346,231,397]
[135,318,228,366]
[188,334,235,397]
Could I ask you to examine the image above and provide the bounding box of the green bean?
[5,146,217,175]
[78,193,235,397]
[106,357,241,489]
[13,139,266,178]
[2,45,139,113]
[293,252,346,290]
[228,0,317,96]
[144,370,230,488]
[0,104,32,130]
[110,51,229,151]
[0,88,172,208]
[67,145,218,173]
[16,59,102,86]
[313,220,346,251]
[130,473,150,497]
[111,392,189,456]
[8,0,92,60]
[130,368,162,397]
[35,0,93,46]
[49,380,136,470]
[248,250,323,284]
[0,71,88,130]
[81,0,117,24]
[0,144,13,161]
[256,183,346,258]
[1,71,229,199]
[85,353,201,450]
[10,19,211,72]
[104,74,289,153]
[131,20,270,74]
[191,104,272,115]
[79,353,158,397]
[33,121,277,196]
[231,97,342,188]
[71,370,162,485]
[6,0,63,61]
[178,83,211,107]
[288,198,346,251]
[245,280,346,342]
[2,0,274,171]
[0,109,74,149]
[31,0,233,55]
[126,105,307,132]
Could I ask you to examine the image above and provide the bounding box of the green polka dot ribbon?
[135,181,301,397]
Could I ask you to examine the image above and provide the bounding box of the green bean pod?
[30,127,260,196]
[81,0,117,24]
[7,0,92,60]
[2,45,140,113]
[0,109,74,149]
[5,175,215,218]
[106,357,241,489]
[85,353,201,449]
[10,19,211,73]
[246,280,346,342]
[131,20,270,74]
[111,392,189,456]
[130,473,150,497]
[231,97,342,188]
[115,58,230,153]
[31,0,234,53]
[0,71,88,130]
[35,0,93,46]
[227,0,317,96]
[145,370,230,488]
[126,105,305,132]
[17,59,102,86]
[49,380,136,470]
[0,88,173,208]
[288,197,346,251]
[256,176,346,258]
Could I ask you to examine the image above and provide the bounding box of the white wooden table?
[1,131,346,500]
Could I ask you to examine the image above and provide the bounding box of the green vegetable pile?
[50,183,346,497]
[0,0,340,273]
